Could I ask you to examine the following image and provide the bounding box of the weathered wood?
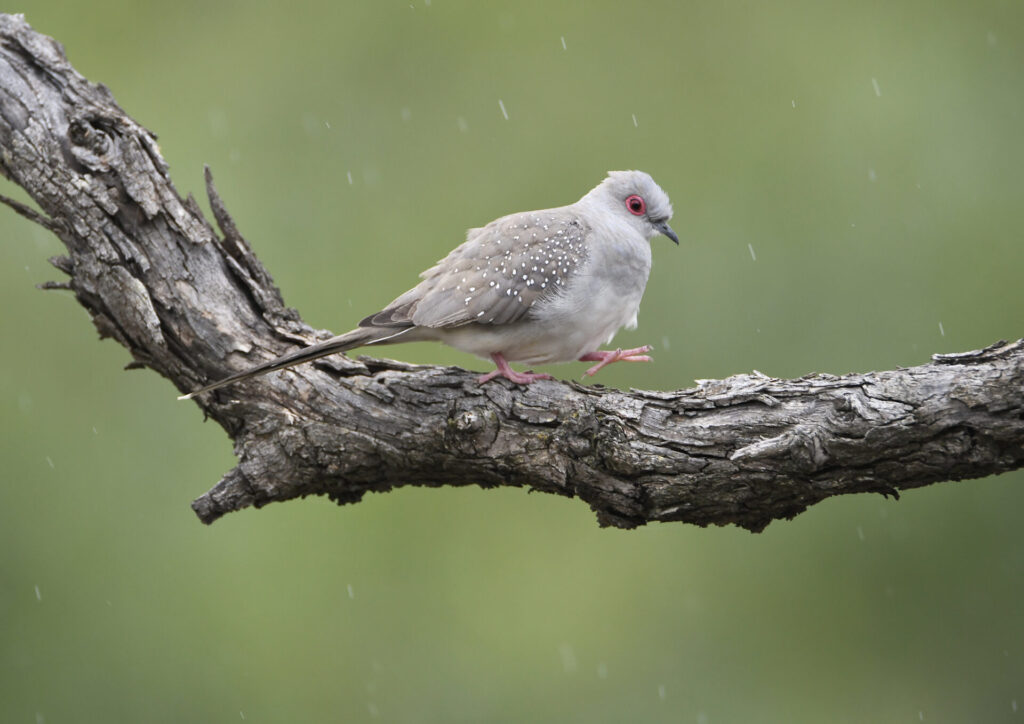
[2,14,1021,530]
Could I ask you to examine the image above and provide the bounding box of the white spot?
[868,168,877,182]
[34,584,41,601]
[45,456,54,469]
[560,36,567,50]
[748,243,757,261]
[632,113,638,127]
[658,685,666,700]
[400,107,412,121]
[347,584,355,599]
[792,99,797,108]
[597,662,608,679]
[857,526,865,541]
[347,171,353,185]
[871,77,882,97]
[987,30,997,46]
[938,321,945,336]
[477,311,485,317]
[498,99,509,120]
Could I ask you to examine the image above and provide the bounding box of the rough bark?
[1,14,1022,531]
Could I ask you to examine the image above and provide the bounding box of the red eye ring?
[625,194,646,216]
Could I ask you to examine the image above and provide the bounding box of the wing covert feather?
[362,208,589,329]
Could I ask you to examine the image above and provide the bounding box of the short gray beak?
[655,220,679,244]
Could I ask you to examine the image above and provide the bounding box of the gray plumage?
[179,170,676,399]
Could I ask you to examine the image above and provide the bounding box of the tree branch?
[2,14,1022,531]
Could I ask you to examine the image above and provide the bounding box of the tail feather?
[177,326,409,400]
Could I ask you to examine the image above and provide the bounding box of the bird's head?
[586,170,678,244]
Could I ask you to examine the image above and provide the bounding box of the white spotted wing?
[361,209,590,329]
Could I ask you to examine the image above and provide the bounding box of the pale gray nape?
[180,170,676,399]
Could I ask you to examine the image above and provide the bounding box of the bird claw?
[580,345,654,377]
[477,369,552,385]
[478,353,553,385]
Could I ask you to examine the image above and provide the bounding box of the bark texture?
[2,14,1022,531]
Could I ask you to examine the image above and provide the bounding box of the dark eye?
[625,194,646,216]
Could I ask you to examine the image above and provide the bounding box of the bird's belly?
[437,235,651,366]
[437,288,643,365]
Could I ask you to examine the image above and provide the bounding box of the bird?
[179,170,677,400]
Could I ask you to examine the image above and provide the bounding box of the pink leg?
[478,353,554,385]
[578,345,653,377]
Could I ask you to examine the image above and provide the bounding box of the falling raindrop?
[558,643,577,673]
[498,99,509,120]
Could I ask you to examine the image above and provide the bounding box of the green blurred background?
[2,1,1023,721]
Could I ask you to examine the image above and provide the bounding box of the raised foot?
[478,352,554,385]
[579,345,654,377]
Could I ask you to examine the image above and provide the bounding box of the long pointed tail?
[178,326,409,400]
